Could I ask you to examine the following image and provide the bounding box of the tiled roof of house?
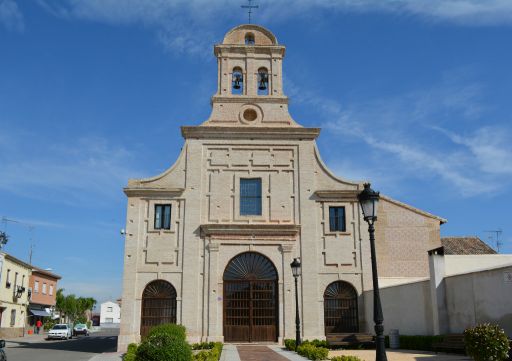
[441,236,497,255]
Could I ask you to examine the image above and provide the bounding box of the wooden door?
[223,252,278,342]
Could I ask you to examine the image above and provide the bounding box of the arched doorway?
[223,252,278,342]
[140,280,177,338]
[324,281,358,335]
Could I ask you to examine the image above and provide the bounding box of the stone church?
[118,24,445,351]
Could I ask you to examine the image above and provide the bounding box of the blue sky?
[1,0,512,304]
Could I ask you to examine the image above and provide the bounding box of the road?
[4,329,118,361]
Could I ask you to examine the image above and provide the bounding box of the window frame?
[34,280,39,293]
[329,206,347,232]
[154,204,172,230]
[42,282,47,295]
[240,178,263,216]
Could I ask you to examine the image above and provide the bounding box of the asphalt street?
[4,329,118,361]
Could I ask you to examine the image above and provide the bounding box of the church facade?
[118,24,445,351]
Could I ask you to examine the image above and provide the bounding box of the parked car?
[73,323,89,336]
[0,340,6,361]
[47,324,72,340]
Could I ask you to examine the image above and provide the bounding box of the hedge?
[296,343,329,361]
[330,356,362,361]
[193,342,223,361]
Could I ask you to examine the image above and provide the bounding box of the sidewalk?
[88,352,123,361]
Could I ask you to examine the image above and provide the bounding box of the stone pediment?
[200,224,300,241]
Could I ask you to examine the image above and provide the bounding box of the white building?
[100,301,121,325]
[117,24,447,351]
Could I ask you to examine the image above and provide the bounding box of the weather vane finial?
[241,0,259,24]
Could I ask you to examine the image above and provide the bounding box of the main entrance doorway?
[324,281,359,334]
[223,252,278,342]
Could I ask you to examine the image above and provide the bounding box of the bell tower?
[203,24,299,127]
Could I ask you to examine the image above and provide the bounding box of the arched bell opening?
[324,281,359,335]
[140,280,177,338]
[223,252,278,342]
[257,67,269,95]
[232,67,244,95]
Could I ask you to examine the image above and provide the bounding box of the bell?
[233,74,242,90]
[258,73,268,90]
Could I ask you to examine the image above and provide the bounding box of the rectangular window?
[107,306,113,312]
[34,281,39,293]
[10,309,15,326]
[329,206,346,232]
[240,178,262,216]
[154,204,171,230]
[42,283,47,295]
[49,285,53,296]
[105,317,113,323]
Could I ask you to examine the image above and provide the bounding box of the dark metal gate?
[140,280,177,338]
[324,281,359,334]
[223,252,278,342]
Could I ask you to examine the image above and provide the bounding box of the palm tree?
[55,288,65,323]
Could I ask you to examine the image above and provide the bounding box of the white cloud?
[289,74,511,197]
[0,132,145,206]
[35,0,512,55]
[0,0,24,32]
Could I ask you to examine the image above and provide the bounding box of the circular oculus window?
[239,104,263,124]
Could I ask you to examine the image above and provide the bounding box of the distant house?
[0,253,31,338]
[28,267,61,329]
[100,301,120,325]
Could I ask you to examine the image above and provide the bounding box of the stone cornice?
[181,126,320,140]
[313,190,360,201]
[214,44,285,57]
[210,95,288,105]
[200,224,300,240]
[123,187,185,197]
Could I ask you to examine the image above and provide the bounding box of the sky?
[1,0,512,305]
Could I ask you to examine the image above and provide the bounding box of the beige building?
[0,253,31,338]
[118,24,445,351]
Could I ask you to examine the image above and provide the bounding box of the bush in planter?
[124,343,138,361]
[464,323,510,361]
[284,339,296,351]
[193,342,223,361]
[136,324,192,361]
[297,343,329,361]
[330,356,362,361]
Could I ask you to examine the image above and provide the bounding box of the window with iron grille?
[329,206,346,232]
[154,204,171,230]
[240,179,262,216]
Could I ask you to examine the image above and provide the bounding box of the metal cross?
[241,0,259,24]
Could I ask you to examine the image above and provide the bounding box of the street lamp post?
[290,258,302,351]
[358,183,388,361]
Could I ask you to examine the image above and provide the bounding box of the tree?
[0,231,8,250]
[55,288,65,323]
[54,289,97,324]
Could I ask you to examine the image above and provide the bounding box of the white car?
[47,324,72,340]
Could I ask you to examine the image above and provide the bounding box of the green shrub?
[124,343,138,361]
[86,320,92,329]
[284,339,296,351]
[309,339,329,348]
[297,343,329,361]
[464,323,510,361]
[146,323,187,341]
[192,343,223,361]
[330,356,362,361]
[136,324,192,361]
[399,335,443,351]
[191,342,216,350]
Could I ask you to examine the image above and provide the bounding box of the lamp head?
[358,183,380,223]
